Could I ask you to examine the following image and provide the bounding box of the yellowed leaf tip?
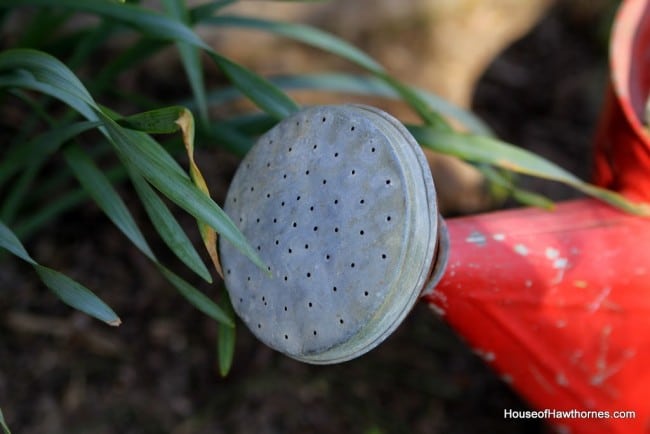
[175,108,195,154]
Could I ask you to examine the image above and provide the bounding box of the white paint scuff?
[513,244,529,256]
[587,287,611,313]
[466,230,487,246]
[546,246,569,284]
[589,325,634,389]
[545,247,559,260]
[473,348,496,363]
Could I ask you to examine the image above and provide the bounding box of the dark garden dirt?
[0,3,612,433]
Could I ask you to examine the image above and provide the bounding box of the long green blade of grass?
[158,266,234,327]
[0,72,96,121]
[66,19,116,70]
[1,157,44,224]
[35,265,122,326]
[0,48,95,106]
[189,0,237,22]
[0,221,121,326]
[2,0,211,50]
[217,292,236,376]
[208,52,299,119]
[479,165,554,210]
[130,170,213,283]
[14,7,71,50]
[117,105,187,133]
[92,38,168,96]
[13,167,124,240]
[64,144,156,260]
[205,15,383,72]
[200,73,493,135]
[0,406,10,434]
[0,121,100,224]
[0,121,100,186]
[162,0,209,123]
[0,221,35,264]
[410,126,650,216]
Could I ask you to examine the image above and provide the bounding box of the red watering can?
[423,1,650,432]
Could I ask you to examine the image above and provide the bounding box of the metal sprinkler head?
[219,104,447,364]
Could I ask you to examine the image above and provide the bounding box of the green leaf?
[67,19,116,71]
[118,106,186,134]
[189,0,237,22]
[378,72,451,130]
[162,0,209,123]
[99,115,267,271]
[208,52,299,119]
[1,157,43,224]
[0,405,11,434]
[207,121,256,157]
[282,73,493,135]
[205,15,384,72]
[0,48,95,108]
[0,221,121,326]
[0,220,36,264]
[14,7,71,50]
[35,265,122,326]
[14,168,126,240]
[2,0,212,50]
[410,126,650,216]
[0,121,100,225]
[217,292,236,377]
[63,144,156,260]
[158,266,234,326]
[0,121,100,186]
[199,72,493,135]
[0,71,96,121]
[130,170,213,283]
[93,38,168,95]
[479,165,554,210]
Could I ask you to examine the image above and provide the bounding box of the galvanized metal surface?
[219,104,441,364]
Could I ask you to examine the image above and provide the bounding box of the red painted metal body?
[423,201,650,433]
[422,1,650,432]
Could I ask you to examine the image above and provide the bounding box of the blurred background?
[0,0,619,432]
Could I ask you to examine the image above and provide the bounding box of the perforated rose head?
[219,104,446,364]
